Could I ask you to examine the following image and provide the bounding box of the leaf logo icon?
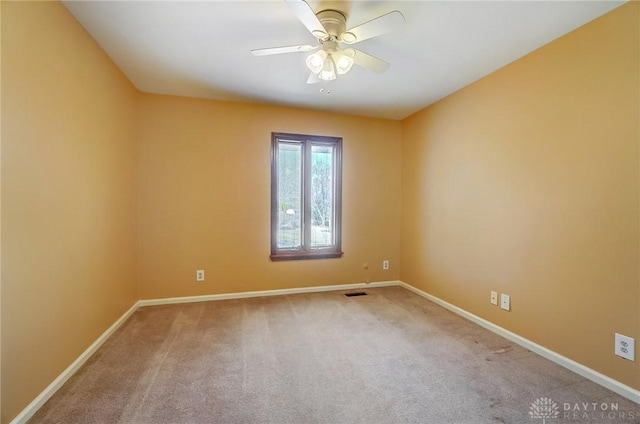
[529,397,560,423]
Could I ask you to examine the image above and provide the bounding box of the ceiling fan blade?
[307,72,320,84]
[251,44,316,56]
[352,49,390,74]
[284,0,328,39]
[341,11,405,44]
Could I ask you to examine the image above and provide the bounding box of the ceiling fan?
[251,0,405,84]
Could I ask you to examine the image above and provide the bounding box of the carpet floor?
[29,286,639,423]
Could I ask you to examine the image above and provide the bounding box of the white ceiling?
[62,0,625,120]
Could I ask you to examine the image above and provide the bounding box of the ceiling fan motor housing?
[316,10,347,39]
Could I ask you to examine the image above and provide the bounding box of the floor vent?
[345,292,367,297]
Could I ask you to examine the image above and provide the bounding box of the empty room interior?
[1,0,639,423]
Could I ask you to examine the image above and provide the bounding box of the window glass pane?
[277,143,302,249]
[310,144,334,248]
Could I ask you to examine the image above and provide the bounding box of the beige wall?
[137,94,402,299]
[1,2,139,422]
[0,1,3,416]
[401,2,639,390]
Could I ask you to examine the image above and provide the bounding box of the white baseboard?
[138,280,400,307]
[397,281,640,405]
[12,279,638,424]
[9,301,140,424]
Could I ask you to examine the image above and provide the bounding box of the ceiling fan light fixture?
[318,56,337,81]
[334,48,355,75]
[305,50,327,73]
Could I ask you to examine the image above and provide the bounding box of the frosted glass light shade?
[318,56,337,81]
[333,49,355,75]
[305,50,327,74]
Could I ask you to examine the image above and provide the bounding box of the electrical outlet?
[500,294,510,311]
[614,333,635,361]
[490,291,498,306]
[382,260,389,270]
[196,270,205,282]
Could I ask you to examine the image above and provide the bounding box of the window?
[271,132,343,261]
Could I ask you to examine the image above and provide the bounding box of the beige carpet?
[30,286,639,423]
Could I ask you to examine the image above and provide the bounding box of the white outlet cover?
[490,291,498,306]
[614,333,635,361]
[196,270,205,282]
[500,294,510,311]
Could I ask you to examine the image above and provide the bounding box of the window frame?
[270,132,343,261]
